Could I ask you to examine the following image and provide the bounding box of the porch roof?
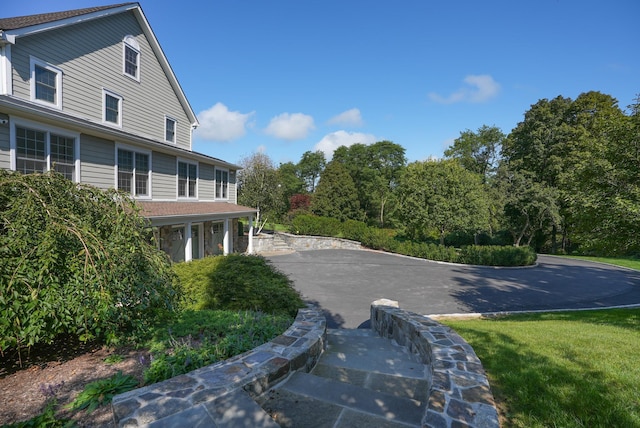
[136,201,257,224]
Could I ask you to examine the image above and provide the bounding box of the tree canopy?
[397,159,489,244]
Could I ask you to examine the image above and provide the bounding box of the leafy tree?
[277,161,305,213]
[333,141,406,226]
[238,152,284,229]
[397,159,489,244]
[499,168,561,247]
[568,93,640,254]
[444,125,504,181]
[0,170,178,354]
[310,161,362,221]
[297,150,326,193]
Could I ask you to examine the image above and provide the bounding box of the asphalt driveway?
[266,249,640,328]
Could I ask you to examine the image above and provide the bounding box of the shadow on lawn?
[453,326,638,427]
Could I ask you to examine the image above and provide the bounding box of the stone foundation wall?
[371,299,499,428]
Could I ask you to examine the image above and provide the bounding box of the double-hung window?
[178,161,197,198]
[123,35,140,81]
[117,148,150,197]
[30,57,63,108]
[103,89,123,126]
[215,168,228,199]
[165,116,176,143]
[13,124,78,180]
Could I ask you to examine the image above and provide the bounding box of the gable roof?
[0,4,135,31]
[0,3,198,127]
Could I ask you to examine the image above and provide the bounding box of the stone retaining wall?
[276,232,362,251]
[371,299,499,428]
[111,306,326,427]
[253,231,362,253]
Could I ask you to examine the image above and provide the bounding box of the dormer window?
[123,35,140,81]
[30,57,63,108]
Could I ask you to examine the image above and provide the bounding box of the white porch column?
[184,222,193,262]
[247,215,254,254]
[223,218,230,255]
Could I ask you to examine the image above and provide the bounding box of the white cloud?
[429,74,500,104]
[195,102,254,142]
[264,112,315,140]
[328,108,363,127]
[256,145,267,153]
[314,130,378,159]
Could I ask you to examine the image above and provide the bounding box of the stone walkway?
[259,328,430,427]
[112,301,498,427]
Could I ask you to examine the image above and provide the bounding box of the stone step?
[149,388,279,428]
[320,330,426,379]
[262,371,424,427]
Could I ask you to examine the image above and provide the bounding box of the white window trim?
[122,35,140,81]
[29,56,63,109]
[215,167,229,201]
[9,117,80,182]
[114,143,152,199]
[103,88,123,127]
[165,115,177,143]
[177,158,198,199]
[0,45,13,96]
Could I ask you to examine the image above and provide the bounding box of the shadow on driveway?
[267,250,640,329]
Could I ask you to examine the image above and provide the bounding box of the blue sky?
[5,1,639,166]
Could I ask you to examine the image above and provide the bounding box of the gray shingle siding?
[9,11,192,150]
[79,134,115,189]
[152,151,176,199]
[199,163,215,200]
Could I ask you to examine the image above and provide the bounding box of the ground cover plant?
[142,309,293,384]
[441,309,640,427]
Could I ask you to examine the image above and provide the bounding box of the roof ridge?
[0,3,137,31]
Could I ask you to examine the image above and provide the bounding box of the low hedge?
[173,254,305,317]
[288,214,537,266]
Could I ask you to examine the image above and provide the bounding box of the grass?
[441,309,640,427]
[562,255,640,271]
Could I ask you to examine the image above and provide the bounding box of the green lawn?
[562,255,640,271]
[442,309,640,428]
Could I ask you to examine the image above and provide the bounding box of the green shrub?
[289,214,341,237]
[173,254,305,316]
[340,219,369,242]
[0,170,179,354]
[459,245,537,266]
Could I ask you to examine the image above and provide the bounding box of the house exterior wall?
[0,113,9,170]
[0,4,255,261]
[9,12,193,150]
[79,134,115,189]
[152,151,177,200]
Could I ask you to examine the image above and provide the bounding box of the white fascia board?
[3,4,139,39]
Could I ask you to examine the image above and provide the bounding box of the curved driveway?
[266,249,640,328]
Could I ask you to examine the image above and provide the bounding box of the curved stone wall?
[371,299,499,428]
[112,306,326,426]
